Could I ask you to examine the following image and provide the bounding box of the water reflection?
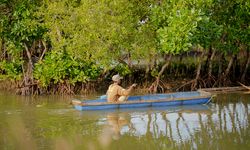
[98,105,213,143]
[94,94,250,149]
[99,112,130,147]
[0,93,250,150]
[107,113,129,139]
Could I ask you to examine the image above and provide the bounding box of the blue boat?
[72,91,213,111]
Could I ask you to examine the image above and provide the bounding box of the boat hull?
[72,91,212,111]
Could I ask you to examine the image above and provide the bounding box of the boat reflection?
[98,112,130,146]
[79,98,250,149]
[98,104,213,145]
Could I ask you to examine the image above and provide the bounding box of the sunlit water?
[0,92,250,150]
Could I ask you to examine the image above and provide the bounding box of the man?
[106,74,137,102]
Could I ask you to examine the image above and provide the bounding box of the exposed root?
[148,79,170,93]
[213,74,232,88]
[203,74,216,88]
[191,78,207,90]
[176,77,207,91]
[237,82,250,90]
[58,83,75,95]
[176,79,195,91]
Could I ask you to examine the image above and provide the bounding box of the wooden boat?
[72,91,213,111]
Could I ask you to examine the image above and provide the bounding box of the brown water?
[0,92,250,150]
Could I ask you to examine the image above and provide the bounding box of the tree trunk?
[22,43,34,95]
[39,40,47,61]
[0,39,7,61]
[144,53,156,81]
[208,49,216,78]
[204,47,212,71]
[150,55,172,93]
[224,54,237,78]
[214,53,237,87]
[0,39,2,56]
[144,65,150,82]
[56,26,62,41]
[192,51,205,90]
[0,39,3,61]
[241,51,250,82]
[218,53,225,78]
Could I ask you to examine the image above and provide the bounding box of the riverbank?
[0,74,248,96]
[0,52,249,95]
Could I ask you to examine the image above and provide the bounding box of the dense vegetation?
[0,0,249,95]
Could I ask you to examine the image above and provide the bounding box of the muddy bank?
[0,75,247,96]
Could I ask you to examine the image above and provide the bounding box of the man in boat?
[107,74,137,102]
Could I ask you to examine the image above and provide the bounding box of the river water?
[0,92,249,150]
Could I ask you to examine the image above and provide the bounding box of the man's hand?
[131,83,137,88]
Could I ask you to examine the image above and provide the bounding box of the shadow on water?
[0,92,250,150]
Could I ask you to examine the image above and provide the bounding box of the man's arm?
[118,84,137,96]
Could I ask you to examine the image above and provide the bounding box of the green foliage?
[0,60,22,80]
[0,0,249,93]
[192,17,223,49]
[0,0,46,83]
[37,0,157,68]
[1,0,45,47]
[114,64,132,76]
[151,0,208,54]
[34,51,101,87]
[211,0,250,53]
[150,68,159,78]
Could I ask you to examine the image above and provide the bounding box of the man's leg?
[118,96,128,102]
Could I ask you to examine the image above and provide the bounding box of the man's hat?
[112,74,123,82]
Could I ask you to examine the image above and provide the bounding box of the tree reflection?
[97,94,250,149]
[1,93,250,150]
